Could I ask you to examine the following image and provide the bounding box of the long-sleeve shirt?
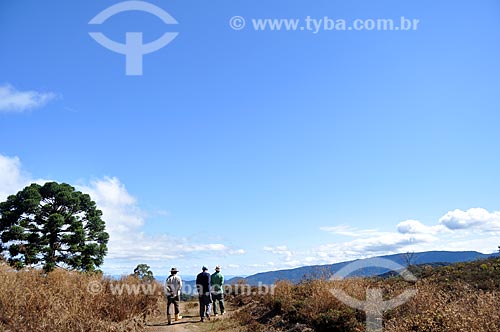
[196,271,211,295]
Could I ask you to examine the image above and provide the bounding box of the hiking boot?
[167,315,172,325]
[200,317,205,322]
[175,314,182,321]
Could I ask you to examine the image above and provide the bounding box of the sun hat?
[171,267,179,273]
[215,265,221,271]
[202,266,208,271]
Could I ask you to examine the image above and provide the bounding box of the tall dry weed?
[385,280,500,332]
[0,264,161,332]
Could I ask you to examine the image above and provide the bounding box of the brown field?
[0,264,162,332]
[1,257,500,332]
[227,257,500,332]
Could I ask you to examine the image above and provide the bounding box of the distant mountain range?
[228,251,499,285]
[122,251,499,295]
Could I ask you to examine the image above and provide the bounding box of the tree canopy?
[0,182,109,272]
[133,263,154,282]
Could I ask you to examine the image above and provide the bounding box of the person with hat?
[211,265,225,316]
[164,267,183,325]
[195,266,212,322]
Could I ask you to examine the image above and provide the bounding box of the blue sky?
[1,0,500,276]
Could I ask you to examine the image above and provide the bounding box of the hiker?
[196,266,212,322]
[211,265,225,316]
[164,267,183,325]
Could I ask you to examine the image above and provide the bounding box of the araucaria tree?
[133,263,155,282]
[0,182,109,272]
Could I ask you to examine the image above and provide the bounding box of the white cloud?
[77,177,246,269]
[262,245,304,269]
[264,245,293,260]
[320,225,383,237]
[0,84,57,112]
[303,231,437,266]
[397,219,445,235]
[3,153,499,275]
[0,154,245,275]
[0,155,26,201]
[249,262,277,269]
[78,177,143,234]
[249,212,499,272]
[355,232,436,252]
[439,208,500,232]
[314,222,439,264]
[0,154,48,201]
[308,208,500,267]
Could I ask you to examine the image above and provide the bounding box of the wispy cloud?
[243,206,500,272]
[0,84,57,113]
[77,177,246,269]
[301,231,437,266]
[263,245,302,268]
[3,153,499,275]
[320,225,384,237]
[263,245,293,259]
[279,210,500,268]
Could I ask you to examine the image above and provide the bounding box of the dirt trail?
[145,301,232,332]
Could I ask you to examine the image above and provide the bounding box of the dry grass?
[230,258,500,332]
[385,280,500,332]
[0,264,162,332]
[2,258,499,332]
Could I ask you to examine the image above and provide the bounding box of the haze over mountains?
[148,250,498,295]
[227,251,499,285]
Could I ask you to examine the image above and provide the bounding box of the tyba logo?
[89,1,179,76]
[330,258,418,332]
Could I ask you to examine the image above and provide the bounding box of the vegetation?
[411,256,500,291]
[133,263,155,282]
[228,257,500,332]
[0,264,162,332]
[0,182,109,272]
[1,246,498,331]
